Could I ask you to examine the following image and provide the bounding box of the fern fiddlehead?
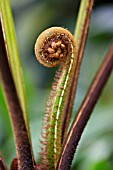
[35,27,77,169]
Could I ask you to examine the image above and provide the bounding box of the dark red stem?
[0,22,34,170]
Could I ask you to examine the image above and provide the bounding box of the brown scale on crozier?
[35,27,72,67]
[42,35,69,63]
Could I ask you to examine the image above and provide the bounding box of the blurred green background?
[0,0,113,169]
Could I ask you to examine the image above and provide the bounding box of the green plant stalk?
[0,0,31,145]
[74,0,91,46]
[43,57,77,169]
